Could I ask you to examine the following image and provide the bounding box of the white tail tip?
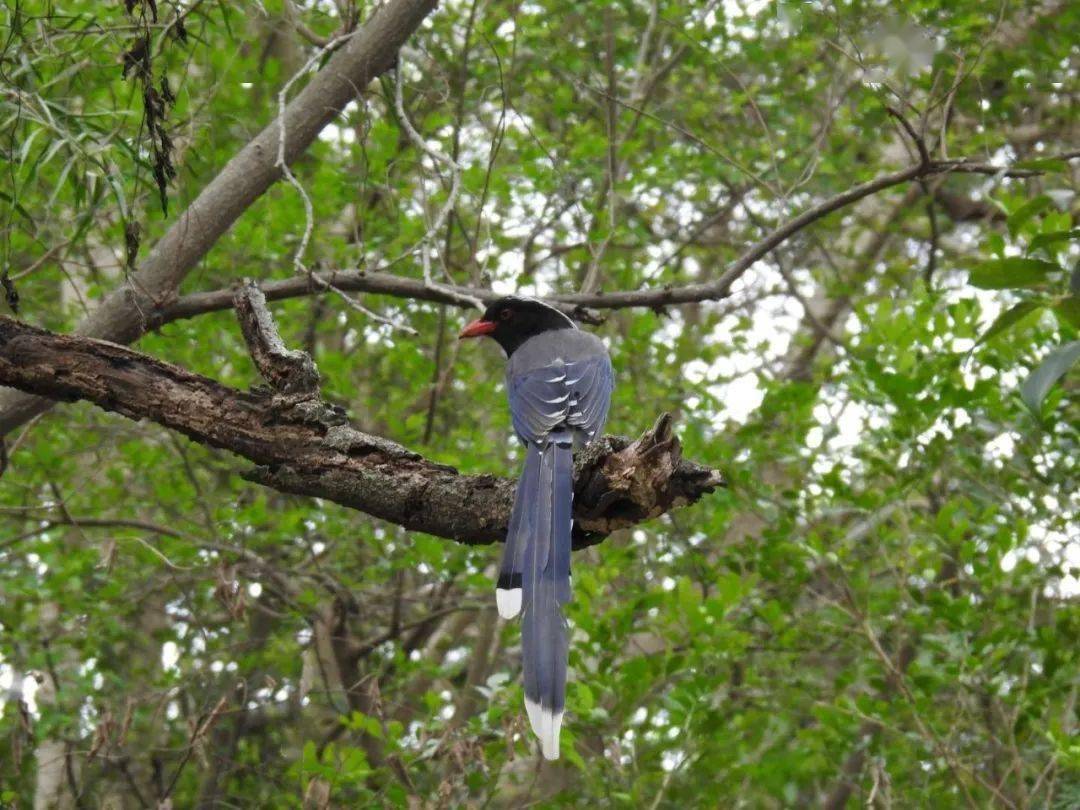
[496,588,521,619]
[525,697,563,760]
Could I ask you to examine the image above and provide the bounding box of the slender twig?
[272,28,422,333]
[774,256,853,354]
[886,105,930,166]
[923,195,940,282]
[392,54,481,308]
[161,695,229,801]
[575,78,773,196]
[275,44,411,334]
[0,514,194,568]
[319,277,419,336]
[10,239,71,281]
[842,589,1019,809]
[580,8,619,296]
[276,30,360,275]
[283,0,338,48]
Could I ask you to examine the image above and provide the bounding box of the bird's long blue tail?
[497,430,573,760]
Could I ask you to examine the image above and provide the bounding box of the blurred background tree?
[0,0,1077,807]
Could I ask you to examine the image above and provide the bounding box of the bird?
[460,296,614,760]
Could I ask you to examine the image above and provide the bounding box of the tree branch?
[151,269,606,327]
[148,157,1060,329]
[0,294,722,547]
[0,0,439,436]
[233,282,321,395]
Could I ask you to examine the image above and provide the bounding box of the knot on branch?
[567,304,605,326]
[233,281,320,396]
[572,413,725,547]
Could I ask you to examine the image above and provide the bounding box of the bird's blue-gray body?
[498,328,613,760]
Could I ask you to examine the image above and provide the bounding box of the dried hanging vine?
[119,0,188,268]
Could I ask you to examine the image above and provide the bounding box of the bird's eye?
[500,309,512,320]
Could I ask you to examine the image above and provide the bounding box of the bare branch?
[886,105,930,166]
[149,156,1066,329]
[152,270,605,327]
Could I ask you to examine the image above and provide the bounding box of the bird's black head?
[459,296,576,356]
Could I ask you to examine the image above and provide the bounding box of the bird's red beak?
[459,318,497,339]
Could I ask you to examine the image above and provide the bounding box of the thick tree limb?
[0,297,722,546]
[149,157,1059,327]
[0,0,439,436]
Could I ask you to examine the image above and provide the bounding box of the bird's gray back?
[506,329,609,378]
[505,329,613,446]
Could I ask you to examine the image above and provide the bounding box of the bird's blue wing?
[507,361,571,445]
[507,354,614,446]
[564,354,614,443]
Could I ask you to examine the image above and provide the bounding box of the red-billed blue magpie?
[460,297,614,760]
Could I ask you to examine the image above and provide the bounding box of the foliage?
[1,0,1077,807]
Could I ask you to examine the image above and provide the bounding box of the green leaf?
[343,710,384,738]
[1029,229,1080,254]
[1013,157,1068,172]
[0,190,35,224]
[561,734,586,771]
[338,746,370,779]
[969,258,1060,290]
[1022,340,1080,415]
[975,299,1045,345]
[575,682,594,712]
[1007,195,1051,237]
[1053,297,1080,330]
